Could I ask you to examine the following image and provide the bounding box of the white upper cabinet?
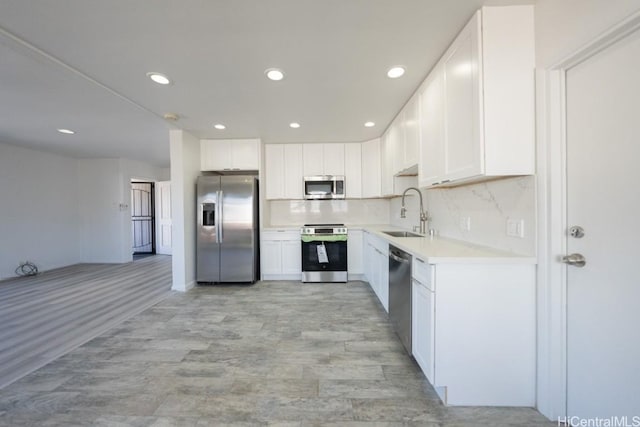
[419,5,535,187]
[265,143,303,200]
[361,138,381,198]
[302,144,324,176]
[401,94,420,173]
[442,17,482,182]
[302,143,345,176]
[265,144,284,199]
[380,133,394,197]
[200,139,260,171]
[386,117,403,176]
[418,66,445,187]
[323,143,345,176]
[344,143,362,198]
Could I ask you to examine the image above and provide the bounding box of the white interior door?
[565,28,640,419]
[156,181,172,255]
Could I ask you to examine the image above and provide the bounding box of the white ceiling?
[0,0,533,168]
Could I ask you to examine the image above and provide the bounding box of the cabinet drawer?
[412,257,433,291]
[262,230,300,241]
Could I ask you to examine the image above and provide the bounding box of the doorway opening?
[131,181,155,256]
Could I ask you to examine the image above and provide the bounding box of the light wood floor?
[0,255,172,389]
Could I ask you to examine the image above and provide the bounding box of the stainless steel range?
[300,223,348,282]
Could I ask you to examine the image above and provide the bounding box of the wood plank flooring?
[0,255,172,389]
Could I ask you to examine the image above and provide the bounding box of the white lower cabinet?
[347,229,364,279]
[363,231,389,312]
[411,259,435,384]
[411,261,536,407]
[261,230,301,280]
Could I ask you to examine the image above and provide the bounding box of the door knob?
[562,253,586,267]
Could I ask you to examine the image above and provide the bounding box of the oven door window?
[301,241,347,271]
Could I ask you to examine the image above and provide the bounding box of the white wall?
[77,159,127,263]
[77,157,166,263]
[536,0,640,68]
[0,142,169,280]
[0,142,80,280]
[169,130,200,292]
[267,199,390,227]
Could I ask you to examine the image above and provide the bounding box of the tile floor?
[0,281,554,426]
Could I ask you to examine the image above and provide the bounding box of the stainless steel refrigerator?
[196,175,259,283]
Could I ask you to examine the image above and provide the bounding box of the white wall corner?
[169,129,200,292]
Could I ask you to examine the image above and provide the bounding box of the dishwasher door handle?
[389,251,410,264]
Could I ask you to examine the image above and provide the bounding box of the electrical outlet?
[459,216,471,231]
[507,219,525,238]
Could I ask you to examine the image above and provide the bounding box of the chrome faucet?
[400,187,429,234]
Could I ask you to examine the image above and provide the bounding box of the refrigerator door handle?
[218,190,224,243]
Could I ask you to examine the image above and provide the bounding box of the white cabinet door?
[442,13,483,181]
[281,240,301,275]
[265,144,302,199]
[265,144,285,199]
[380,133,394,197]
[201,140,231,171]
[386,117,403,176]
[344,143,362,198]
[412,278,435,383]
[361,138,381,198]
[201,139,259,171]
[323,143,345,176]
[261,240,282,275]
[303,143,345,176]
[231,139,260,170]
[261,230,301,279]
[283,144,303,199]
[303,144,324,176]
[347,230,364,276]
[418,68,445,187]
[402,95,420,171]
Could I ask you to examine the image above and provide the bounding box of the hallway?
[0,279,552,425]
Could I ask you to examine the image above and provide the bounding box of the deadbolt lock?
[569,226,585,238]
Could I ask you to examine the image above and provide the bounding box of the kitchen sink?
[381,230,423,238]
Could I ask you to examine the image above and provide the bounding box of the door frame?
[536,11,640,421]
[131,181,156,255]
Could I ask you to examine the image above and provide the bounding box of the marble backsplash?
[267,199,390,227]
[390,176,536,256]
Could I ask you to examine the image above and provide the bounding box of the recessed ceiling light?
[57,128,75,135]
[265,68,285,81]
[214,124,226,130]
[387,66,405,79]
[364,121,376,128]
[289,122,300,129]
[146,72,171,85]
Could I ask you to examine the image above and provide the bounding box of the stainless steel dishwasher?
[388,244,412,354]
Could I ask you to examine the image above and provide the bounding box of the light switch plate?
[507,219,525,238]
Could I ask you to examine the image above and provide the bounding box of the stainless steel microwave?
[303,175,345,200]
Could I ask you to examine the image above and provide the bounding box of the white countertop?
[361,225,537,265]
